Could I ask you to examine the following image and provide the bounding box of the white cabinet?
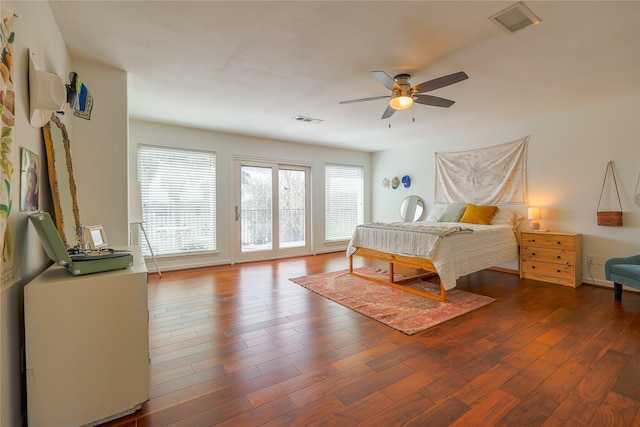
[25,246,149,427]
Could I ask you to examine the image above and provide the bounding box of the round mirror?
[400,195,425,222]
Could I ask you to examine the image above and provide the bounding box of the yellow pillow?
[459,204,498,225]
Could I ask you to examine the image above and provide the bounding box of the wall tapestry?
[1,0,17,282]
[434,136,528,205]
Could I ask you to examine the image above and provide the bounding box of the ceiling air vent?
[489,2,540,34]
[292,115,323,124]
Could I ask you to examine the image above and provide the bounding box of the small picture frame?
[20,147,40,211]
[85,225,108,250]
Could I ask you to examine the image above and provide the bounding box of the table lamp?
[528,207,541,230]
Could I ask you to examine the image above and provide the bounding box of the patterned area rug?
[290,267,495,335]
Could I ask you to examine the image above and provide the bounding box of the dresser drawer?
[521,232,575,250]
[521,259,575,284]
[521,259,574,276]
[521,246,575,265]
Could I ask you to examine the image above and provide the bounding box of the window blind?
[137,145,216,256]
[325,164,363,241]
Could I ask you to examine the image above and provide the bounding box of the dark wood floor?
[102,252,640,427]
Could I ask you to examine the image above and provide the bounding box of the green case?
[29,212,134,276]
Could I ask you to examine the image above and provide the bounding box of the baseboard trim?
[489,267,519,275]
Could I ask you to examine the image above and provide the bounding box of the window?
[325,164,364,241]
[137,145,216,256]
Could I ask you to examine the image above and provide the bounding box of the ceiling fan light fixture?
[340,70,466,118]
[389,94,413,111]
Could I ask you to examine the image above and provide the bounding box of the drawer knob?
[557,269,561,273]
[532,252,536,256]
[556,255,561,259]
[532,265,536,269]
[531,239,536,243]
[556,241,561,245]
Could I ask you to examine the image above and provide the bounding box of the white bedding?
[346,221,518,290]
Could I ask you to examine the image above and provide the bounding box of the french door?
[234,160,311,262]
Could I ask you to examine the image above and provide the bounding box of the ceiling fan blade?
[381,105,395,119]
[411,71,468,93]
[413,94,456,108]
[339,95,390,105]
[371,71,401,91]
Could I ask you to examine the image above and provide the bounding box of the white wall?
[1,2,72,425]
[129,120,372,272]
[372,95,640,286]
[71,61,129,246]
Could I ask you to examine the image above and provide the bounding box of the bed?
[346,206,521,302]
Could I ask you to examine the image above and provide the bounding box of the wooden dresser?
[520,231,583,287]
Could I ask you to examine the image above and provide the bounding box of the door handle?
[235,206,240,221]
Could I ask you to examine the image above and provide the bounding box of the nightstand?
[520,231,583,287]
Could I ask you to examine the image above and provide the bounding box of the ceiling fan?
[339,71,468,119]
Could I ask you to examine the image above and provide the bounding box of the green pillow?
[437,205,467,222]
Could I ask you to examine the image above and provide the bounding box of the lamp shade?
[389,94,413,110]
[129,181,143,224]
[527,207,541,230]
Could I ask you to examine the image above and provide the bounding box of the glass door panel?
[240,165,273,253]
[279,169,306,249]
[235,160,310,262]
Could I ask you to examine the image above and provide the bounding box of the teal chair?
[605,255,640,300]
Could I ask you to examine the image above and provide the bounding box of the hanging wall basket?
[597,161,623,227]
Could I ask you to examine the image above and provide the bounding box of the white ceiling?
[49,1,640,152]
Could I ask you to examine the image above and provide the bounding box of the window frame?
[324,163,364,243]
[136,144,217,257]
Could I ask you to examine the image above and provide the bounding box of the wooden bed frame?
[348,247,447,302]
